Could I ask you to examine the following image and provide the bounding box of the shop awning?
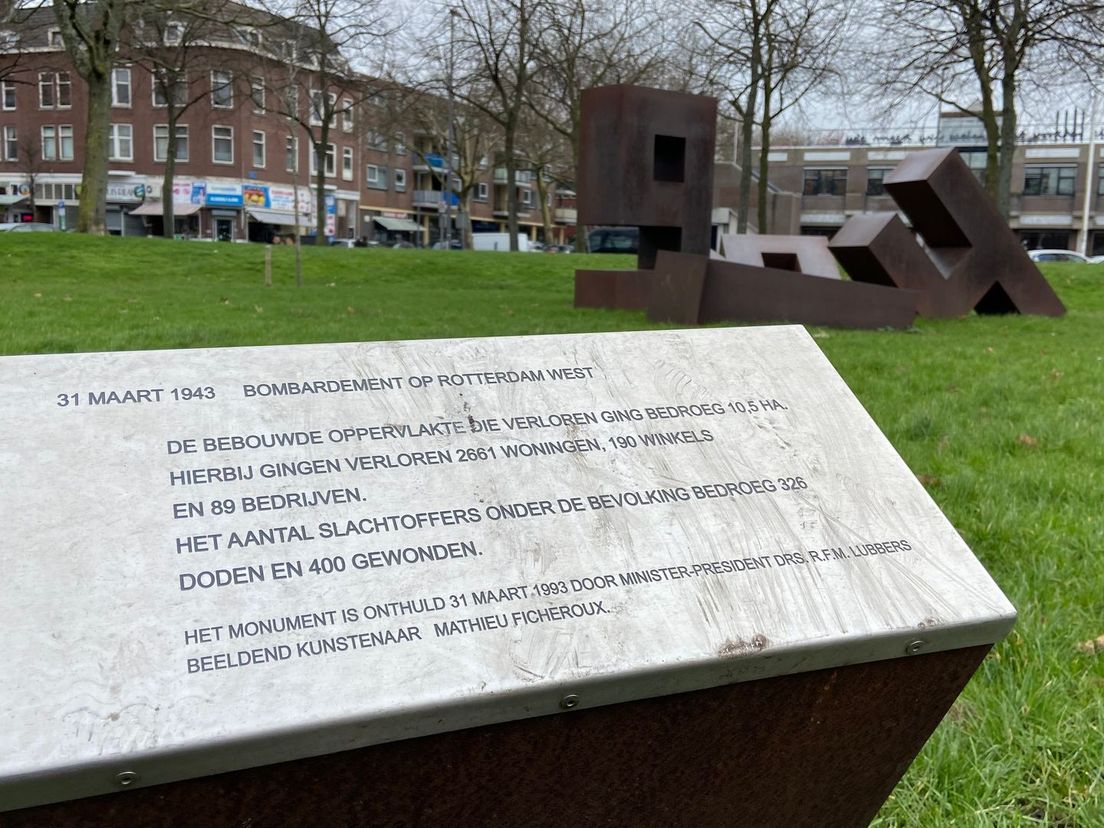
[373,216,420,233]
[0,194,27,206]
[247,208,299,226]
[128,201,202,217]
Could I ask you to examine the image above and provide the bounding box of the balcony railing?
[412,190,459,207]
[554,207,577,223]
[493,168,534,184]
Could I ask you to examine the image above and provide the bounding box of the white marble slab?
[0,326,1015,810]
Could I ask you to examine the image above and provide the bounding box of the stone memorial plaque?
[0,327,1015,811]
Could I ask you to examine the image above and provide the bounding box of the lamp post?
[442,8,460,248]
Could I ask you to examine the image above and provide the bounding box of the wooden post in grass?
[264,245,273,287]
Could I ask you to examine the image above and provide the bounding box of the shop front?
[205,182,243,241]
[106,181,147,236]
[365,212,421,245]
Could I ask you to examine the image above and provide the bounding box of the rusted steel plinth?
[5,645,990,828]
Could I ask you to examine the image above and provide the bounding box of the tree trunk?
[459,192,471,249]
[162,108,177,238]
[537,170,553,244]
[314,122,329,244]
[505,126,519,251]
[78,74,111,235]
[997,73,1017,219]
[757,109,772,234]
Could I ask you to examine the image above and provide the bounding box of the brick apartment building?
[746,111,1104,254]
[0,7,575,245]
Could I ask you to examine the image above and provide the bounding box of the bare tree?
[692,0,847,233]
[528,0,666,249]
[388,89,502,248]
[261,0,390,244]
[450,0,545,251]
[15,129,44,217]
[130,1,261,237]
[868,0,1104,218]
[52,0,132,234]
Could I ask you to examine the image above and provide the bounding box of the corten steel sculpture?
[830,148,1066,317]
[719,234,841,279]
[574,86,717,310]
[648,250,918,329]
[573,85,919,328]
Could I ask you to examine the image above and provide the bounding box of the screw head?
[116,771,139,787]
[905,639,927,655]
[559,694,580,710]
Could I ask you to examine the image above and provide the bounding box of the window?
[112,67,131,107]
[252,130,265,168]
[802,168,847,196]
[393,168,406,191]
[153,73,188,108]
[1,80,15,111]
[211,70,233,108]
[41,125,56,160]
[1097,164,1104,196]
[283,85,299,118]
[0,31,19,50]
[311,142,336,176]
[476,182,488,201]
[866,168,893,196]
[212,125,233,164]
[310,90,336,126]
[521,188,533,206]
[48,29,63,47]
[1023,165,1076,196]
[367,130,388,151]
[250,77,265,114]
[109,123,133,161]
[395,132,406,155]
[341,98,353,132]
[164,22,184,45]
[285,135,297,172]
[154,124,189,162]
[2,126,16,161]
[235,27,262,47]
[58,125,73,161]
[39,72,71,109]
[366,163,386,188]
[342,146,353,180]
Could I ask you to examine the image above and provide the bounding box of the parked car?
[587,226,638,254]
[391,240,416,249]
[329,238,357,248]
[1026,249,1091,263]
[430,239,464,250]
[0,222,59,232]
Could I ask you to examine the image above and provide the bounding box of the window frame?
[285,135,298,173]
[802,168,847,197]
[58,124,74,161]
[41,125,57,161]
[393,168,406,191]
[342,146,353,180]
[865,167,893,196]
[252,130,266,169]
[153,124,189,163]
[250,77,265,114]
[1,80,15,111]
[2,125,16,161]
[1023,165,1076,197]
[212,124,234,165]
[112,66,132,108]
[108,123,133,161]
[211,70,234,109]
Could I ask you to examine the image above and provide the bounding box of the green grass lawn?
[2,234,1102,825]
